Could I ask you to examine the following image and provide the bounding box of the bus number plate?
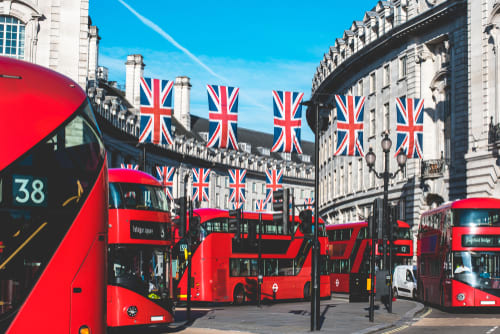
[12,175,48,207]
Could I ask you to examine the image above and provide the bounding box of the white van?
[392,265,417,299]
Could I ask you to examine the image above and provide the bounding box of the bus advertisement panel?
[418,198,500,308]
[172,208,330,304]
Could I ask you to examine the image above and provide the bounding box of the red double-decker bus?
[107,168,175,329]
[417,198,500,308]
[0,57,108,333]
[172,208,330,304]
[326,220,413,293]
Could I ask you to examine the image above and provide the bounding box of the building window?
[383,64,390,87]
[0,16,25,59]
[348,162,352,193]
[358,80,363,96]
[370,109,376,137]
[358,158,363,191]
[369,72,376,94]
[333,169,337,197]
[340,165,344,196]
[383,103,390,132]
[399,56,407,79]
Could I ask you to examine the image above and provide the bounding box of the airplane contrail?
[117,0,230,83]
[117,0,271,112]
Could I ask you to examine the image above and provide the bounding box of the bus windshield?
[108,245,170,301]
[453,251,500,294]
[453,209,500,227]
[109,182,169,212]
[394,227,411,239]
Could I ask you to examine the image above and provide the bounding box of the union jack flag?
[231,202,244,210]
[121,163,139,170]
[206,85,239,150]
[255,199,267,212]
[139,77,174,145]
[228,169,246,204]
[334,95,365,156]
[271,90,304,153]
[156,166,175,201]
[265,168,283,204]
[304,198,314,210]
[192,168,210,202]
[395,97,424,159]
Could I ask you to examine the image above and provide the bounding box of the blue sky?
[89,0,378,142]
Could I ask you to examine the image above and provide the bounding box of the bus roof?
[1,57,86,171]
[108,168,161,186]
[193,208,324,223]
[421,197,500,216]
[325,220,409,229]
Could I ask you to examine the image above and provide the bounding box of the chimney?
[88,26,100,82]
[125,54,145,110]
[174,76,192,131]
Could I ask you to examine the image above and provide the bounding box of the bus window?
[278,259,294,276]
[109,183,122,209]
[453,209,500,227]
[264,259,278,276]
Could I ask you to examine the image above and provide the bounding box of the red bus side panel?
[7,167,107,334]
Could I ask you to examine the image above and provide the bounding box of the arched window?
[0,16,25,59]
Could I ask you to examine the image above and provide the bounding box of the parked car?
[393,265,417,299]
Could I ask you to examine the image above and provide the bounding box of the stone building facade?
[2,0,316,212]
[309,0,500,253]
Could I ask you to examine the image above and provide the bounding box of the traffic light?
[188,216,201,242]
[299,209,312,235]
[272,189,290,235]
[373,198,383,240]
[174,196,187,237]
[229,208,242,241]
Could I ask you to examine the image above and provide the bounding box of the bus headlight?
[79,325,90,334]
[127,305,138,318]
[456,293,465,301]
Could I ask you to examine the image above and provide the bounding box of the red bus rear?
[172,208,330,303]
[0,57,107,333]
[326,220,413,293]
[107,169,175,329]
[418,198,500,308]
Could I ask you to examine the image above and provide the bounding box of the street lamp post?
[302,99,331,331]
[365,132,407,313]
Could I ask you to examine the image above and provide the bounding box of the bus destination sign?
[130,220,167,241]
[462,234,500,248]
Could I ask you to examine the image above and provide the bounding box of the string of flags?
[137,76,424,160]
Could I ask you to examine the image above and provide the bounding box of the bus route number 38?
[12,175,48,207]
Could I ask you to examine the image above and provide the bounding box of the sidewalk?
[161,294,425,334]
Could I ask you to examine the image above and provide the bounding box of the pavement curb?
[353,300,425,334]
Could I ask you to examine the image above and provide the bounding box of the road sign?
[272,283,279,293]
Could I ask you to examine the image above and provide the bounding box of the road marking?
[382,325,409,333]
[413,318,500,327]
[487,326,498,334]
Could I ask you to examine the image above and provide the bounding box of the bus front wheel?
[233,284,246,305]
[304,282,311,300]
